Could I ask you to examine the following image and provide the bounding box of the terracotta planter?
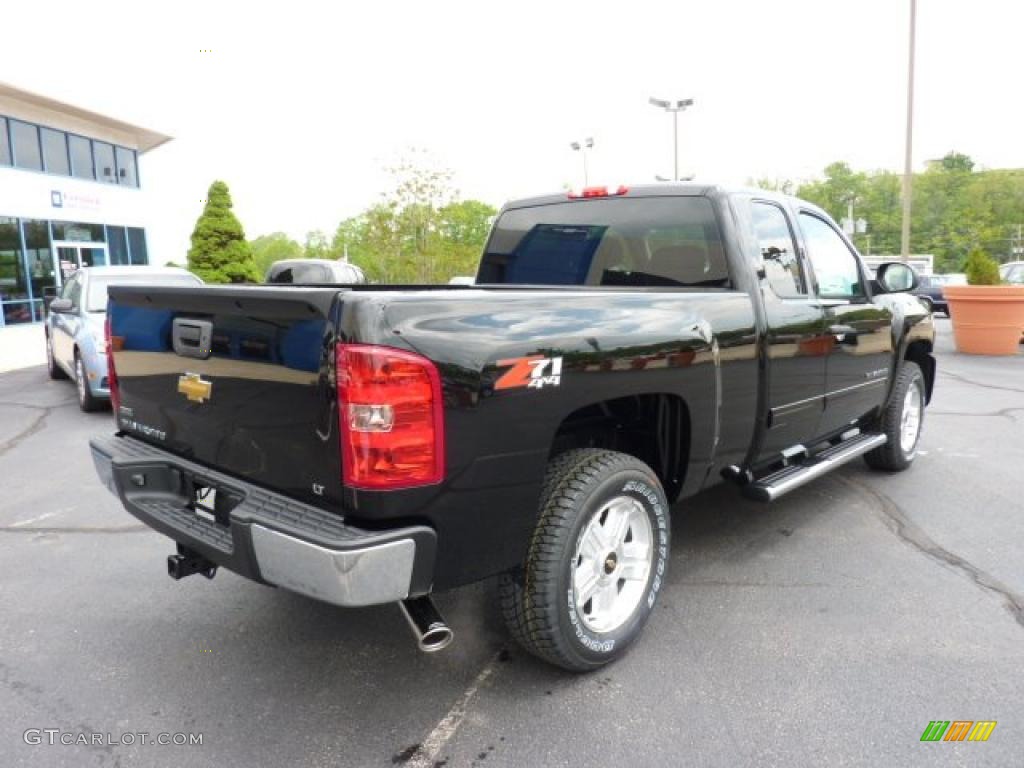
[943,285,1024,355]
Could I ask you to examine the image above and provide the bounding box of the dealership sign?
[51,189,102,212]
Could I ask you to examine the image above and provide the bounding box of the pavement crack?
[929,406,1024,422]
[0,399,75,458]
[839,474,1024,630]
[938,369,1024,394]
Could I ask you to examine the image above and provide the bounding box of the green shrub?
[964,248,1001,286]
[187,181,260,284]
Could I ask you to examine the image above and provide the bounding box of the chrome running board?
[743,432,887,502]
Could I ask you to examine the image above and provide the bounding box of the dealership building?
[0,81,170,326]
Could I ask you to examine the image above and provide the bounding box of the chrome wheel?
[572,495,653,633]
[899,381,923,454]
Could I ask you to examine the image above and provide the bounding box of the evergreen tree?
[187,181,259,283]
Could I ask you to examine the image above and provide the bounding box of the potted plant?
[943,249,1024,355]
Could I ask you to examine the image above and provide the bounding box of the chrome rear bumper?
[89,434,435,607]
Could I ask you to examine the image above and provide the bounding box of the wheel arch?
[904,339,935,404]
[548,392,691,502]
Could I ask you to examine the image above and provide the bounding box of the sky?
[2,0,1021,264]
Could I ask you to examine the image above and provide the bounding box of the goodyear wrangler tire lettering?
[499,448,671,672]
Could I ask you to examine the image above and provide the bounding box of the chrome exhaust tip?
[399,596,454,652]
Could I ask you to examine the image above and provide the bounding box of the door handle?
[829,324,858,344]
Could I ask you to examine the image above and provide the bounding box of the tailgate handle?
[172,318,213,359]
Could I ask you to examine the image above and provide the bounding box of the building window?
[41,127,70,176]
[0,217,33,325]
[93,141,116,183]
[0,118,10,166]
[22,219,53,322]
[69,134,94,179]
[127,228,148,264]
[10,119,43,171]
[52,220,105,243]
[115,146,138,187]
[106,226,129,264]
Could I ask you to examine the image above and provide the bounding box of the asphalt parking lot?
[2,318,1022,768]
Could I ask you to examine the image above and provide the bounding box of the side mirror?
[49,298,74,313]
[876,262,918,293]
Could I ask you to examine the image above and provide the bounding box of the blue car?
[45,266,203,411]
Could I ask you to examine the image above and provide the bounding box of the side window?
[1006,266,1023,285]
[752,202,805,297]
[799,213,865,300]
[60,275,78,301]
[65,276,82,309]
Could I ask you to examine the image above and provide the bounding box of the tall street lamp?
[649,97,694,181]
[570,137,594,186]
[900,0,917,262]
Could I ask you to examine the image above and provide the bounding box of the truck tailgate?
[107,285,342,508]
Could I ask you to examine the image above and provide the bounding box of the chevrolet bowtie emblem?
[178,373,212,403]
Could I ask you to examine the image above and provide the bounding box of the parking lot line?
[406,650,502,768]
[9,511,59,527]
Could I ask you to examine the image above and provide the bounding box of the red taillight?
[568,185,629,199]
[105,314,121,416]
[336,343,445,490]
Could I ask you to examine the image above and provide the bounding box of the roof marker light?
[568,185,629,200]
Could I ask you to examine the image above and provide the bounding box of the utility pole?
[900,0,917,263]
[649,97,694,181]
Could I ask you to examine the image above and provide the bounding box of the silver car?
[265,259,366,284]
[1000,261,1024,285]
[45,266,203,411]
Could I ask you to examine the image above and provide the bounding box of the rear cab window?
[478,196,730,288]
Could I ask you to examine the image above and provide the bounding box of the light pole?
[649,97,694,181]
[570,137,594,186]
[900,0,917,262]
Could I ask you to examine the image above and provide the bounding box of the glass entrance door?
[54,241,108,282]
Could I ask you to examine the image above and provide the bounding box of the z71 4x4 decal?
[495,355,564,390]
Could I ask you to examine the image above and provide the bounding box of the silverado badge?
[178,373,212,403]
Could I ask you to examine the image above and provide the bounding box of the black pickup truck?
[90,184,934,671]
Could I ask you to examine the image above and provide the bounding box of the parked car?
[45,266,203,411]
[90,184,934,671]
[1000,261,1024,285]
[265,259,366,284]
[912,273,966,315]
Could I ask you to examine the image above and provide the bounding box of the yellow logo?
[177,373,212,404]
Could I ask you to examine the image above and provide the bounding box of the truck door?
[752,200,828,458]
[796,210,893,436]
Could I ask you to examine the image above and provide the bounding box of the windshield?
[477,197,729,288]
[87,274,201,312]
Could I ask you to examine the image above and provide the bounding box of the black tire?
[499,448,670,672]
[46,334,67,380]
[864,361,925,472]
[75,352,102,412]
